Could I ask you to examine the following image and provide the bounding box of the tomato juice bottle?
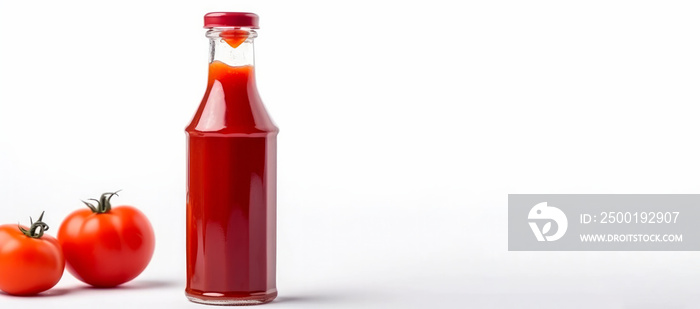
[185,12,278,305]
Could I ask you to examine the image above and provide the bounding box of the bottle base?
[185,289,277,306]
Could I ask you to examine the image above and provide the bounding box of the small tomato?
[0,212,65,295]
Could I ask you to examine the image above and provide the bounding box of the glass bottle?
[185,12,278,305]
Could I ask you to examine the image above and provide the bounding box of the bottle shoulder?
[187,62,277,136]
[185,89,278,136]
[185,107,278,135]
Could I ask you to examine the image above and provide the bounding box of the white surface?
[1,0,700,308]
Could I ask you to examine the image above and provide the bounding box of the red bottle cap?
[204,12,259,29]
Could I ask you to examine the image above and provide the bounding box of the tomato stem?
[83,190,122,214]
[18,211,49,238]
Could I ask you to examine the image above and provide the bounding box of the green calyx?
[83,190,121,214]
[18,211,49,239]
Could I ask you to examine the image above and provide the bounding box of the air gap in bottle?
[185,12,278,305]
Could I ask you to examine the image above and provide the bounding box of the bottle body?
[185,134,277,304]
[186,20,277,305]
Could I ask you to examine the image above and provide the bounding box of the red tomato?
[0,212,65,295]
[58,191,155,287]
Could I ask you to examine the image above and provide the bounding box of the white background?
[1,1,700,308]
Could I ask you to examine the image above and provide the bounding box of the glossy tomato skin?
[57,206,155,287]
[0,225,65,295]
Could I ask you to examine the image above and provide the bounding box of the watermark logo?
[509,195,696,251]
[528,202,568,241]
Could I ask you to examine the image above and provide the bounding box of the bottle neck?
[207,28,257,67]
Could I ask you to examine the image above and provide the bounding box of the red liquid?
[186,61,278,303]
[221,29,250,48]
